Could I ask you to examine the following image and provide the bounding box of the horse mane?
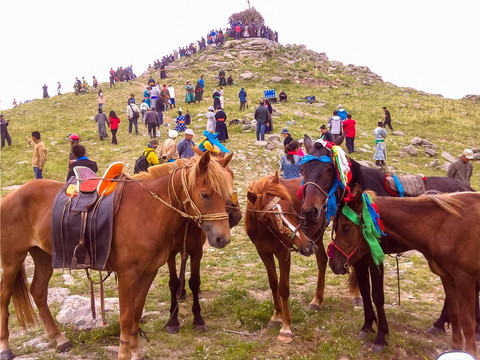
[248,177,292,210]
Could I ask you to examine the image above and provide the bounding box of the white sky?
[1,0,479,110]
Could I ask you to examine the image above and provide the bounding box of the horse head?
[187,151,233,248]
[247,172,317,256]
[328,185,370,274]
[300,135,337,226]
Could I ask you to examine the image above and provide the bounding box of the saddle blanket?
[385,174,426,197]
[51,177,114,270]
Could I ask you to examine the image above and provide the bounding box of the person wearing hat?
[144,139,160,167]
[238,87,248,111]
[337,104,348,120]
[373,121,387,167]
[66,144,98,181]
[447,149,475,188]
[206,105,216,132]
[177,129,195,159]
[281,128,293,148]
[161,129,179,162]
[68,133,80,164]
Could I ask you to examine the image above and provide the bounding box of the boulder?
[428,159,438,167]
[421,139,434,148]
[402,145,418,156]
[424,148,437,157]
[392,131,406,136]
[240,71,254,80]
[410,137,423,145]
[270,140,282,148]
[437,162,451,171]
[48,287,70,305]
[267,134,280,142]
[254,141,268,148]
[293,111,304,118]
[270,76,284,83]
[442,151,457,163]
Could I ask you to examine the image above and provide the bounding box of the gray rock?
[392,131,406,136]
[437,162,451,171]
[270,76,284,83]
[363,144,372,150]
[424,148,437,157]
[48,287,70,305]
[254,141,268,148]
[428,159,439,167]
[442,151,457,163]
[267,134,280,142]
[421,139,434,147]
[23,337,50,352]
[240,71,254,80]
[293,111,304,118]
[270,140,282,148]
[410,137,423,145]
[402,144,418,156]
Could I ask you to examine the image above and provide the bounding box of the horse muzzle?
[328,257,348,275]
[298,239,317,257]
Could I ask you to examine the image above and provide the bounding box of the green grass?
[1,38,479,359]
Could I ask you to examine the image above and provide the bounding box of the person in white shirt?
[139,100,150,123]
[167,84,176,109]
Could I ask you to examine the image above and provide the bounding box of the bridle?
[260,196,302,253]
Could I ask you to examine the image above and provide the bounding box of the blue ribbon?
[391,174,404,197]
[300,154,332,166]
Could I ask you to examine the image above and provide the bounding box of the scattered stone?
[396,120,403,125]
[421,139,434,148]
[363,144,372,150]
[62,274,75,285]
[23,337,50,352]
[267,134,280,142]
[270,76,283,83]
[410,137,423,145]
[402,145,418,156]
[442,151,457,163]
[428,159,439,167]
[392,131,405,136]
[254,141,268,148]
[48,287,70,305]
[293,111,304,118]
[437,162,451,171]
[424,148,437,157]
[413,103,422,110]
[240,71,254,80]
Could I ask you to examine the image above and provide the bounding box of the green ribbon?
[341,200,385,266]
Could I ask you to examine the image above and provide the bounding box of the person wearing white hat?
[177,129,196,159]
[447,149,475,188]
[206,105,216,132]
[161,130,179,162]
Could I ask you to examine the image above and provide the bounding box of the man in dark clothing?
[0,114,12,148]
[254,100,269,141]
[67,144,98,181]
[177,129,195,159]
[279,90,287,102]
[281,128,293,147]
[145,107,160,138]
[320,124,334,142]
[447,149,474,188]
[42,84,49,98]
[383,106,393,130]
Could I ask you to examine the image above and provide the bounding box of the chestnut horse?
[329,189,480,356]
[0,152,233,360]
[300,134,477,351]
[245,173,317,342]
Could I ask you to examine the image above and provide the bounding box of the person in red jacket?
[108,110,121,145]
[342,113,356,154]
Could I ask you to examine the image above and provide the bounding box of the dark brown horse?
[0,152,233,360]
[329,188,480,356]
[245,173,317,342]
[300,134,477,351]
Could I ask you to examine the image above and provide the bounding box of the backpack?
[134,150,154,174]
[130,105,140,120]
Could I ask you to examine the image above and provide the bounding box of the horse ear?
[334,131,347,146]
[247,191,257,204]
[220,153,233,168]
[191,146,204,156]
[272,171,279,183]
[304,134,313,153]
[198,151,211,172]
[352,184,363,203]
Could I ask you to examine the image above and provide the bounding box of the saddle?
[51,162,125,270]
[385,174,426,197]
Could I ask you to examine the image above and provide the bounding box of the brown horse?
[245,173,317,342]
[329,187,480,356]
[0,151,233,360]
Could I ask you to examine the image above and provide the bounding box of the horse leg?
[189,247,207,332]
[277,254,293,343]
[369,261,388,352]
[441,277,462,351]
[308,244,327,310]
[0,255,28,360]
[429,299,449,334]
[29,247,71,352]
[455,274,477,355]
[475,280,480,340]
[354,261,377,338]
[117,272,139,360]
[257,251,282,328]
[165,253,181,334]
[129,270,158,360]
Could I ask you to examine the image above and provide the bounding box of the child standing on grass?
[342,113,356,154]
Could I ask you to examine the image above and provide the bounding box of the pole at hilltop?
[247,0,251,9]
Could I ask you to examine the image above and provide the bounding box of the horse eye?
[201,193,209,199]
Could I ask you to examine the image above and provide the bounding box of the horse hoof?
[372,344,385,353]
[57,341,72,353]
[0,349,15,360]
[352,297,363,307]
[267,320,282,328]
[358,330,370,340]
[165,325,180,334]
[194,324,208,332]
[307,303,321,311]
[428,326,445,336]
[277,331,293,343]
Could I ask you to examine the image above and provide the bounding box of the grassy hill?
[1,38,479,359]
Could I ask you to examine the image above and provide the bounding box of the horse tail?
[11,265,37,328]
[347,267,360,296]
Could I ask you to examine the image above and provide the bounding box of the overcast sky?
[1,0,479,110]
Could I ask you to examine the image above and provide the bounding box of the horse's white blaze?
[275,204,297,233]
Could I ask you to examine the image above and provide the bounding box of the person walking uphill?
[447,149,474,188]
[342,113,356,154]
[215,107,228,142]
[145,107,160,138]
[95,108,109,140]
[108,111,121,144]
[127,101,140,135]
[25,131,47,179]
[328,110,342,140]
[239,88,248,111]
[383,106,393,131]
[1,114,12,148]
[254,100,269,141]
[373,121,387,166]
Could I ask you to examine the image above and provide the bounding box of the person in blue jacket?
[239,88,247,111]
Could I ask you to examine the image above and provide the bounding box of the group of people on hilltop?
[109,66,135,87]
